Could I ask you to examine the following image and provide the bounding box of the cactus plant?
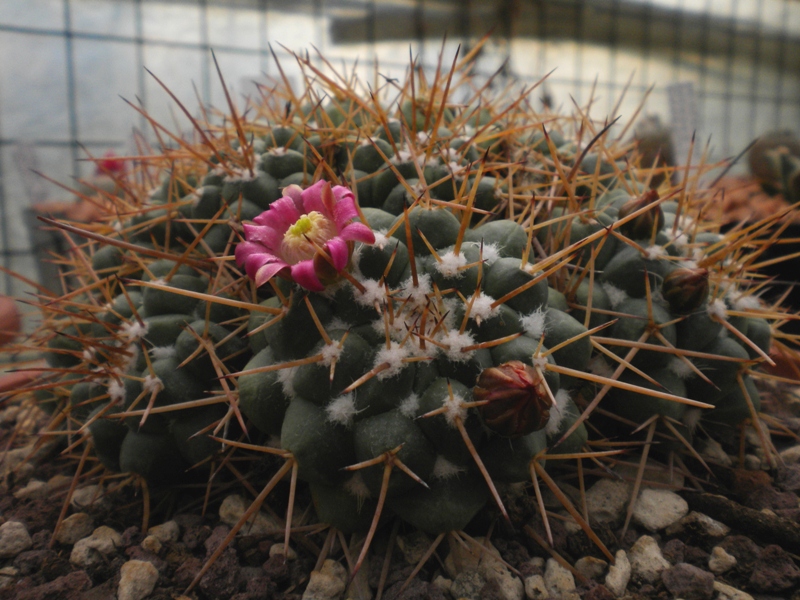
[6,43,799,591]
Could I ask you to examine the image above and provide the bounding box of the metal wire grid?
[0,0,798,297]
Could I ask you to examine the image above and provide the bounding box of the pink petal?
[235,241,267,266]
[326,237,350,272]
[320,181,337,217]
[242,224,283,251]
[260,197,302,233]
[331,188,360,229]
[339,221,376,244]
[301,180,328,216]
[290,260,325,292]
[254,261,288,287]
[283,184,305,213]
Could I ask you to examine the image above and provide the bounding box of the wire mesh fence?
[1,0,798,298]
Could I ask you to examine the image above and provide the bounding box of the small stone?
[219,495,282,536]
[585,479,631,527]
[70,484,104,509]
[779,444,800,465]
[479,553,524,600]
[433,575,452,594]
[46,473,73,489]
[70,526,123,567]
[147,520,180,544]
[698,438,733,467]
[744,419,771,449]
[54,512,94,546]
[0,566,19,591]
[444,536,493,578]
[713,581,754,600]
[524,574,548,600]
[708,545,737,574]
[665,511,730,540]
[628,535,670,583]
[575,556,608,581]
[743,454,762,470]
[632,488,689,532]
[118,559,159,600]
[604,550,630,598]
[303,559,347,600]
[269,543,298,560]
[544,557,576,597]
[748,544,800,593]
[141,535,162,554]
[13,479,47,500]
[0,521,33,559]
[661,563,715,600]
[451,570,486,600]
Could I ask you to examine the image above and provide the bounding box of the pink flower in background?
[235,180,375,292]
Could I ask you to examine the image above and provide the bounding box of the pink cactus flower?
[235,180,375,292]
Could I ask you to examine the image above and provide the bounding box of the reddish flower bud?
[617,189,664,240]
[662,267,709,314]
[474,361,552,438]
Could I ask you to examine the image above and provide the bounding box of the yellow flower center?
[281,211,337,265]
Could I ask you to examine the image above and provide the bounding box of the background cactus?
[6,45,798,586]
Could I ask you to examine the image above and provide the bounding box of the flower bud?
[474,361,551,438]
[617,189,664,240]
[662,267,709,314]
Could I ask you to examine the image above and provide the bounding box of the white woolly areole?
[122,320,149,341]
[320,342,343,367]
[343,472,371,502]
[707,298,728,321]
[468,293,500,321]
[269,146,287,156]
[432,455,466,479]
[732,293,762,311]
[521,308,547,339]
[438,329,476,362]
[682,408,703,432]
[113,220,123,233]
[143,374,163,395]
[667,356,695,380]
[416,131,431,145]
[532,355,549,372]
[82,348,95,362]
[482,243,501,266]
[443,393,468,427]
[372,231,390,250]
[588,355,614,378]
[448,161,467,178]
[327,317,349,331]
[436,251,467,278]
[399,274,432,308]
[442,148,460,162]
[399,393,420,418]
[277,366,298,399]
[325,394,357,427]
[374,342,411,379]
[601,282,629,309]
[546,389,572,436]
[223,167,257,183]
[107,379,126,404]
[393,148,412,164]
[644,245,665,260]
[354,278,387,307]
[150,346,176,360]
